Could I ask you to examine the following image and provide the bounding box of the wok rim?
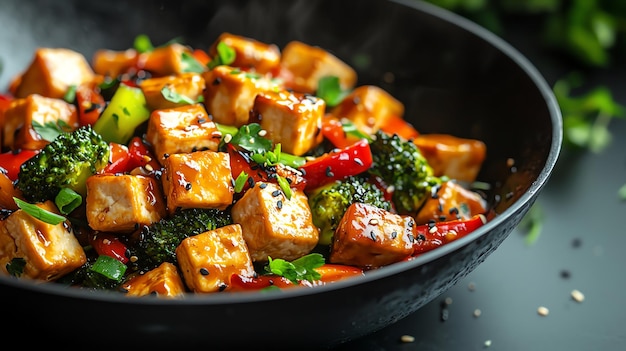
[0,0,563,306]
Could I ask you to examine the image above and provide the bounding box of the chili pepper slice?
[103,137,160,174]
[299,138,373,191]
[89,232,129,264]
[411,213,487,256]
[0,149,39,181]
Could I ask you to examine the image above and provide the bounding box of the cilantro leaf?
[264,253,325,284]
[32,120,71,142]
[317,76,349,107]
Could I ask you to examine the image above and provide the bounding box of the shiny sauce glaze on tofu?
[0,32,491,296]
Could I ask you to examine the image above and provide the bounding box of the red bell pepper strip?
[321,115,362,149]
[410,213,487,257]
[103,137,160,174]
[229,264,364,291]
[0,149,39,181]
[76,84,106,127]
[299,139,373,191]
[0,93,13,112]
[89,232,129,264]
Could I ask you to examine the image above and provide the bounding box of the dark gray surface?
[336,18,626,351]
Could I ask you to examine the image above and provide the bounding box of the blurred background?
[337,0,626,350]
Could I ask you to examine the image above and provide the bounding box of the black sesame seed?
[438,215,447,221]
[271,190,281,197]
[325,166,334,177]
[369,231,377,241]
[218,284,227,292]
[247,177,255,188]
[213,78,221,85]
[449,207,459,215]
[185,182,192,190]
[260,183,268,189]
[199,268,210,276]
[417,234,426,241]
[391,231,397,239]
[277,200,283,209]
[560,269,571,279]
[197,118,206,124]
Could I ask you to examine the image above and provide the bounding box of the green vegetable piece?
[161,85,195,105]
[14,197,66,225]
[134,34,154,53]
[234,171,249,193]
[6,257,26,277]
[264,253,324,284]
[208,41,236,69]
[93,83,150,144]
[63,85,77,103]
[90,255,127,281]
[32,120,71,142]
[55,187,83,215]
[180,52,206,73]
[317,76,349,107]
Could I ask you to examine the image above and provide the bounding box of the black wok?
[0,0,561,348]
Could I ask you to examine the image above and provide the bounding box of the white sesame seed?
[473,309,482,318]
[571,289,585,303]
[537,306,549,316]
[223,134,232,143]
[258,129,267,137]
[484,340,492,347]
[429,226,438,234]
[368,218,379,226]
[444,296,453,305]
[400,335,415,343]
[468,282,476,291]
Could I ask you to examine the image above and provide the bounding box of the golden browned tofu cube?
[329,202,415,268]
[231,182,319,262]
[11,48,95,99]
[139,73,206,111]
[161,150,234,213]
[415,180,487,225]
[2,94,78,150]
[92,48,139,78]
[0,201,86,281]
[86,174,167,233]
[330,85,404,135]
[413,134,486,183]
[279,40,357,94]
[140,43,195,77]
[121,262,186,298]
[146,103,221,162]
[209,32,281,74]
[251,90,325,156]
[176,224,254,293]
[202,65,281,127]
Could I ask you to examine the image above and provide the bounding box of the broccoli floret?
[130,207,233,271]
[57,256,124,292]
[367,130,442,214]
[16,125,110,203]
[308,175,392,245]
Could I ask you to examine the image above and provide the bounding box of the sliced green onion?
[90,255,127,281]
[276,175,292,200]
[55,188,83,215]
[14,197,66,225]
[133,34,154,53]
[63,85,77,103]
[234,172,249,193]
[207,42,236,69]
[180,52,206,73]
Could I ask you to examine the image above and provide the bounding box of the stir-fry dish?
[0,33,491,297]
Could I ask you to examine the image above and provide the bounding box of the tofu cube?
[161,150,234,213]
[251,90,325,156]
[231,182,319,262]
[329,202,415,268]
[11,48,95,99]
[0,201,86,281]
[414,180,487,225]
[139,73,206,111]
[202,65,280,127]
[2,94,78,150]
[209,32,281,74]
[279,40,357,94]
[413,134,486,183]
[92,48,139,78]
[86,174,167,232]
[121,262,186,298]
[176,223,254,293]
[330,85,404,135]
[146,103,221,162]
[139,43,194,77]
